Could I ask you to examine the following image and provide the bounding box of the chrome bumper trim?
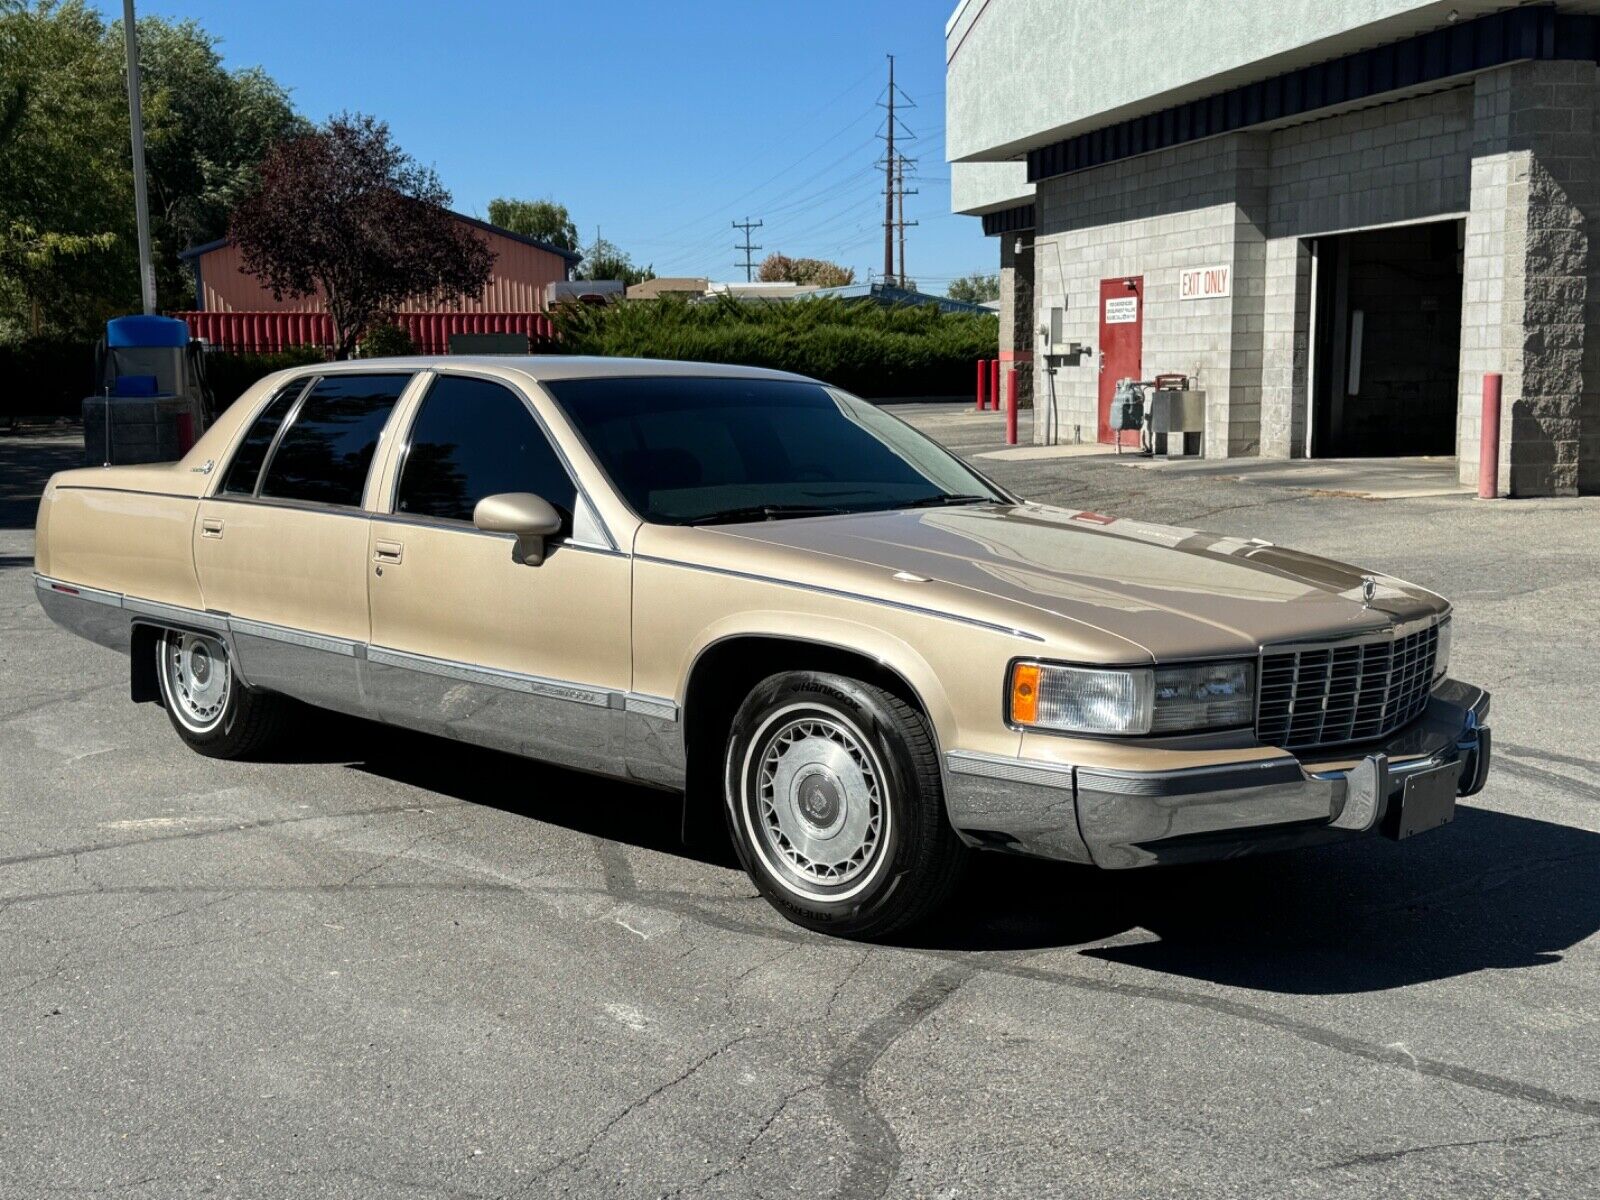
[943,680,1491,869]
[946,750,1075,791]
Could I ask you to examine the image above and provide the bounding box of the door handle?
[201,518,224,539]
[374,540,404,564]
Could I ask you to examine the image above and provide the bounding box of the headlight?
[1010,660,1255,735]
[1434,615,1451,682]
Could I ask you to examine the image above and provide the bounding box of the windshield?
[543,375,1006,526]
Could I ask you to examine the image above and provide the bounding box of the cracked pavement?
[2,415,1598,1198]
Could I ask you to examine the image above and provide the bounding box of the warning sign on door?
[1104,297,1138,324]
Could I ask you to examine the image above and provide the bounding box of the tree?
[135,16,305,307]
[575,235,654,287]
[758,253,854,287]
[0,2,304,335]
[0,0,135,336]
[486,196,578,252]
[947,272,1000,303]
[229,113,494,359]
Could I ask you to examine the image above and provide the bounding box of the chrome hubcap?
[165,632,229,727]
[756,716,883,886]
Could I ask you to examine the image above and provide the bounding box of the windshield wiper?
[683,503,848,526]
[895,494,994,509]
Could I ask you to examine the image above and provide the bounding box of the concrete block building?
[947,0,1600,495]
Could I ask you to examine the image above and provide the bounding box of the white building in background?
[947,0,1600,496]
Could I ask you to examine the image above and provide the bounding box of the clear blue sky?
[107,0,994,288]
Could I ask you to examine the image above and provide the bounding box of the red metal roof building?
[175,213,580,353]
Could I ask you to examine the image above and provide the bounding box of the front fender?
[674,609,961,744]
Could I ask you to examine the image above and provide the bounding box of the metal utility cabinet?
[83,315,211,467]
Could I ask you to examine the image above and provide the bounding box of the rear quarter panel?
[35,371,296,609]
[44,474,205,610]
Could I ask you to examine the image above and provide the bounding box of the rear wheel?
[155,629,287,758]
[724,671,967,939]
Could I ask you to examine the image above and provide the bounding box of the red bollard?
[1005,367,1018,446]
[175,412,195,454]
[989,358,1000,413]
[976,360,989,412]
[1478,373,1502,499]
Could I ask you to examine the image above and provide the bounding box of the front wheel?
[155,628,288,759]
[724,671,968,939]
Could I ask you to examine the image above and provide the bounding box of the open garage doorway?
[1310,220,1463,457]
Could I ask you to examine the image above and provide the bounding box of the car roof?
[291,355,817,385]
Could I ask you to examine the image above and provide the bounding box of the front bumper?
[944,679,1491,869]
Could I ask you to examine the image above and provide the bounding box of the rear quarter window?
[221,381,304,495]
[259,374,411,507]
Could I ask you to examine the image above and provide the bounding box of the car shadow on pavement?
[324,715,737,868]
[322,714,1598,993]
[0,432,82,529]
[920,805,1600,994]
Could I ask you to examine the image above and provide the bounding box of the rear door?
[194,372,414,712]
[363,372,632,775]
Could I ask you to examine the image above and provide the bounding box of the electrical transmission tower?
[878,54,917,287]
[733,217,764,282]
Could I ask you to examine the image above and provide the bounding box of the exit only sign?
[1179,264,1231,301]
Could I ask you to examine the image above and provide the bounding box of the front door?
[363,373,631,776]
[1097,276,1143,445]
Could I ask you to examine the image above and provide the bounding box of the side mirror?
[473,492,562,566]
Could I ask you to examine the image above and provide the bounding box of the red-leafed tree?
[229,113,493,358]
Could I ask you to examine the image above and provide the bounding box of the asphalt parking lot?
[3,411,1598,1199]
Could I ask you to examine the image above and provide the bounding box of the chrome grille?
[1257,622,1439,750]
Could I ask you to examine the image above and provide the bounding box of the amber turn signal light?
[1010,662,1041,726]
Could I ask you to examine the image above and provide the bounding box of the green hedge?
[0,337,97,424]
[550,295,997,398]
[203,346,327,412]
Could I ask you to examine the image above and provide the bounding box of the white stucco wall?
[944,0,1579,164]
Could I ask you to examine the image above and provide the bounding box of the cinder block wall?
[1029,69,1597,490]
[1031,133,1269,455]
[999,238,1035,409]
[1460,60,1597,496]
[1262,87,1474,457]
[1033,86,1474,459]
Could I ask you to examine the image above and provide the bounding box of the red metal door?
[1097,276,1144,445]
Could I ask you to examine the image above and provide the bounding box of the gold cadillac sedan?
[34,357,1491,938]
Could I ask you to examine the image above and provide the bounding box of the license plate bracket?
[1387,763,1458,839]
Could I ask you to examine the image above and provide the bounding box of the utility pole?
[122,0,156,314]
[732,217,763,282]
[895,153,919,287]
[882,55,895,285]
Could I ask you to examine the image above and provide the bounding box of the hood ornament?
[1361,576,1378,608]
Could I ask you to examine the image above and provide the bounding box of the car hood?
[716,503,1447,661]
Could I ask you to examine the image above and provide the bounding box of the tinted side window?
[222,381,303,495]
[260,374,410,507]
[396,376,577,529]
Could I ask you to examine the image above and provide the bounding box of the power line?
[733,217,763,282]
[639,66,882,248]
